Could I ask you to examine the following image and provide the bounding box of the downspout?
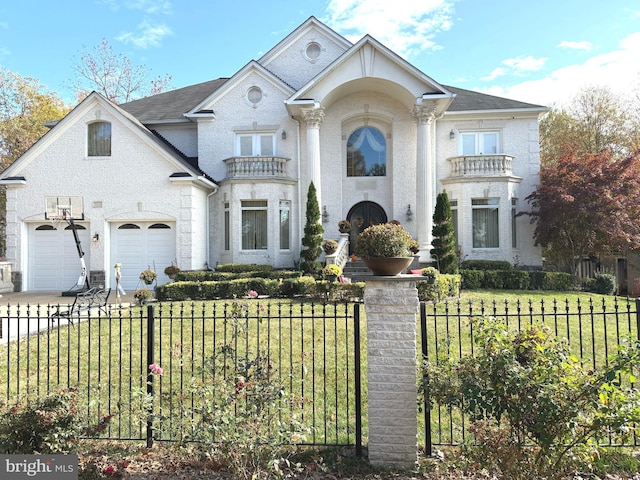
[206,185,218,270]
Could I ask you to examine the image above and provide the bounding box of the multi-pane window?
[237,133,275,156]
[88,121,111,156]
[347,127,386,176]
[279,200,291,250]
[460,131,499,155]
[241,200,267,250]
[472,198,499,248]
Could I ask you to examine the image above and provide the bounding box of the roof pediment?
[0,92,217,188]
[186,61,295,116]
[285,34,454,115]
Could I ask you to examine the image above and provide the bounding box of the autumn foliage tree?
[523,149,640,274]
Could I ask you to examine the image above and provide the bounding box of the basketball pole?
[63,216,90,296]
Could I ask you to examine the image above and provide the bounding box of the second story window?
[347,127,386,177]
[460,131,499,155]
[237,133,275,156]
[88,121,111,156]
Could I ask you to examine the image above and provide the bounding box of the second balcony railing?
[448,154,514,177]
[224,156,290,178]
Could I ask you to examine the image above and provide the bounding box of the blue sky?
[1,0,639,107]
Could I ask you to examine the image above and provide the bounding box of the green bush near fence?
[461,269,575,292]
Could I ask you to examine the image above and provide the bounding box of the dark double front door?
[346,201,387,255]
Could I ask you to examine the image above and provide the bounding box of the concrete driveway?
[0,290,130,343]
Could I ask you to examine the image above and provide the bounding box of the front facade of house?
[0,17,545,292]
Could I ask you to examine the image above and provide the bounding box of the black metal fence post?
[420,302,432,456]
[146,304,155,448]
[354,303,363,457]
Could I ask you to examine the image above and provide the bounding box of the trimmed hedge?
[174,269,302,282]
[215,263,274,273]
[460,260,513,271]
[461,269,575,291]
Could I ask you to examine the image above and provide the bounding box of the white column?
[301,107,325,209]
[364,276,420,468]
[412,105,437,263]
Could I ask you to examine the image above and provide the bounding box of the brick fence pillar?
[363,275,419,468]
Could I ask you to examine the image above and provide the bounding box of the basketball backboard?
[45,196,84,221]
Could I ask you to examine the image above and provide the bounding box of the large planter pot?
[362,257,413,276]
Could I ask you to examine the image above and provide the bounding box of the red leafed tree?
[523,149,640,274]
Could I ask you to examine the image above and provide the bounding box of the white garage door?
[29,223,91,291]
[110,222,176,291]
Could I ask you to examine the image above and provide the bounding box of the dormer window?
[88,121,111,157]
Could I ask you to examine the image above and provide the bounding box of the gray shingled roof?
[444,85,546,112]
[119,78,229,123]
[119,78,545,125]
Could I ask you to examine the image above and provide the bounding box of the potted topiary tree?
[355,222,416,275]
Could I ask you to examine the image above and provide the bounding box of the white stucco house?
[0,17,545,292]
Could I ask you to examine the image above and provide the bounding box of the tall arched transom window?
[346,127,386,177]
[88,121,111,157]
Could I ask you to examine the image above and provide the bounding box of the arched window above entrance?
[346,127,386,177]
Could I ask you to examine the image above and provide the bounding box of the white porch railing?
[224,156,289,178]
[325,234,349,271]
[448,154,514,177]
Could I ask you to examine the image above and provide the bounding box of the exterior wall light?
[93,232,100,242]
[322,205,329,223]
[406,204,413,222]
[281,130,287,140]
[449,129,456,139]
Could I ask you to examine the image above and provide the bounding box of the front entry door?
[346,202,387,254]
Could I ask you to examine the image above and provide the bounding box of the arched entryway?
[346,201,388,254]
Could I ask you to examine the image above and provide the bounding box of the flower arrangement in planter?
[164,264,180,279]
[421,266,439,284]
[133,288,153,304]
[338,220,351,233]
[139,269,157,285]
[355,222,416,276]
[321,263,342,279]
[322,239,339,255]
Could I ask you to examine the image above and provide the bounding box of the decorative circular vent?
[305,42,322,61]
[247,86,263,105]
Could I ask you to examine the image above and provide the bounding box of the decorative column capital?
[301,107,325,128]
[412,104,437,125]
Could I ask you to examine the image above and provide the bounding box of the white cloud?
[481,32,640,107]
[98,0,172,14]
[323,0,455,58]
[482,67,506,81]
[557,40,593,51]
[482,56,547,81]
[0,46,10,57]
[117,20,173,49]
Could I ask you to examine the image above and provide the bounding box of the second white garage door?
[110,222,176,291]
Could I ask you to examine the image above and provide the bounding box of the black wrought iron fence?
[419,296,640,453]
[3,295,639,454]
[0,300,364,451]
